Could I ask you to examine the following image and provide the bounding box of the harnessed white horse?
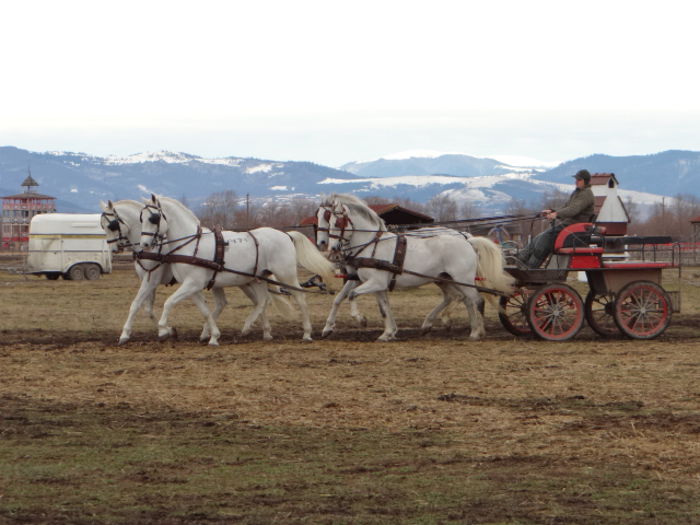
[325,194,514,341]
[315,201,463,337]
[100,200,284,344]
[138,195,335,344]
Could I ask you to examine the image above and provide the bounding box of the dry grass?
[1,267,700,523]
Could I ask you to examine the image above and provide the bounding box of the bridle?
[327,205,354,246]
[100,208,132,251]
[139,202,167,248]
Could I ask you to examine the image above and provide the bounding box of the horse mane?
[323,193,386,231]
[113,199,142,212]
[158,196,201,225]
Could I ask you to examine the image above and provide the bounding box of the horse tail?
[267,285,295,317]
[467,236,515,296]
[286,231,337,288]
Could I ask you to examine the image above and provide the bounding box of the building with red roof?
[1,171,56,249]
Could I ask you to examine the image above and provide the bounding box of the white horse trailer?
[26,213,112,280]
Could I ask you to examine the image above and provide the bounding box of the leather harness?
[346,233,407,291]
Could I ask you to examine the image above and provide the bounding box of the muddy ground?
[1,268,699,523]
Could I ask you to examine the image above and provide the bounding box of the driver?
[516,169,595,268]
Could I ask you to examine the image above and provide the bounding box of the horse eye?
[323,210,331,222]
[148,213,161,225]
[108,220,120,232]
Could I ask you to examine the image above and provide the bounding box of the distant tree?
[198,190,240,230]
[426,194,458,222]
[540,187,569,212]
[632,194,700,239]
[505,197,538,246]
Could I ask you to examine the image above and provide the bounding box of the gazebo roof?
[21,173,39,188]
[2,192,55,200]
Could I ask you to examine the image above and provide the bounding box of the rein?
[139,202,327,294]
[327,205,510,297]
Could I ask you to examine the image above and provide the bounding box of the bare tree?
[426,194,458,222]
[540,187,570,212]
[198,190,240,230]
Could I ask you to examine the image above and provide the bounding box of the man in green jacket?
[516,169,595,268]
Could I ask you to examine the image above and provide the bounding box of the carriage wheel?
[613,281,672,339]
[498,288,533,336]
[584,291,619,337]
[526,284,584,341]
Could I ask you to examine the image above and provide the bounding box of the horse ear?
[151,194,157,204]
[107,200,114,210]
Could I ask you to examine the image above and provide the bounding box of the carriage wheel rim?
[528,285,584,341]
[614,281,671,339]
[499,289,532,335]
[585,291,619,337]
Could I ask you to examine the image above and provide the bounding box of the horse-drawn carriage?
[499,222,680,341]
[100,192,682,345]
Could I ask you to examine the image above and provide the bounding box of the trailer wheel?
[584,291,619,337]
[613,281,672,339]
[67,265,85,281]
[527,283,584,341]
[498,288,533,336]
[84,264,102,280]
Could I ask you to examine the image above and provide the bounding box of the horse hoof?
[263,334,273,341]
[302,336,313,342]
[118,336,129,346]
[208,340,220,346]
[321,329,333,339]
[421,326,432,335]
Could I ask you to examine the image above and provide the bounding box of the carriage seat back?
[554,223,606,255]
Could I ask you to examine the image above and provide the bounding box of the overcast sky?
[2,0,700,167]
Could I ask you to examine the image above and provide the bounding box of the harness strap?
[388,235,407,292]
[347,234,408,291]
[206,226,227,290]
[247,231,260,277]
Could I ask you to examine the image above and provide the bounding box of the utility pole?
[246,193,250,231]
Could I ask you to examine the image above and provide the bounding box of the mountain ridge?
[1,146,697,215]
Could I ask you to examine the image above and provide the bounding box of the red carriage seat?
[550,223,607,270]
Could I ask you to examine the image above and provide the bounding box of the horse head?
[139,194,168,250]
[100,200,132,253]
[314,203,336,252]
[327,201,354,252]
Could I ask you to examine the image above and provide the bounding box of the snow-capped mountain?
[0,146,694,216]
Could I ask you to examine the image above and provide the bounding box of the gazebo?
[1,171,56,250]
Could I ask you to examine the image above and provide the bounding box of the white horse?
[325,194,514,341]
[138,195,336,344]
[100,200,282,344]
[314,201,463,337]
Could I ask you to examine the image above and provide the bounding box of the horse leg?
[322,279,356,338]
[119,274,160,345]
[373,290,398,341]
[200,288,228,342]
[158,281,213,342]
[189,292,221,345]
[348,287,367,326]
[240,283,273,340]
[290,289,313,341]
[421,284,455,335]
[461,288,486,340]
[347,278,398,340]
